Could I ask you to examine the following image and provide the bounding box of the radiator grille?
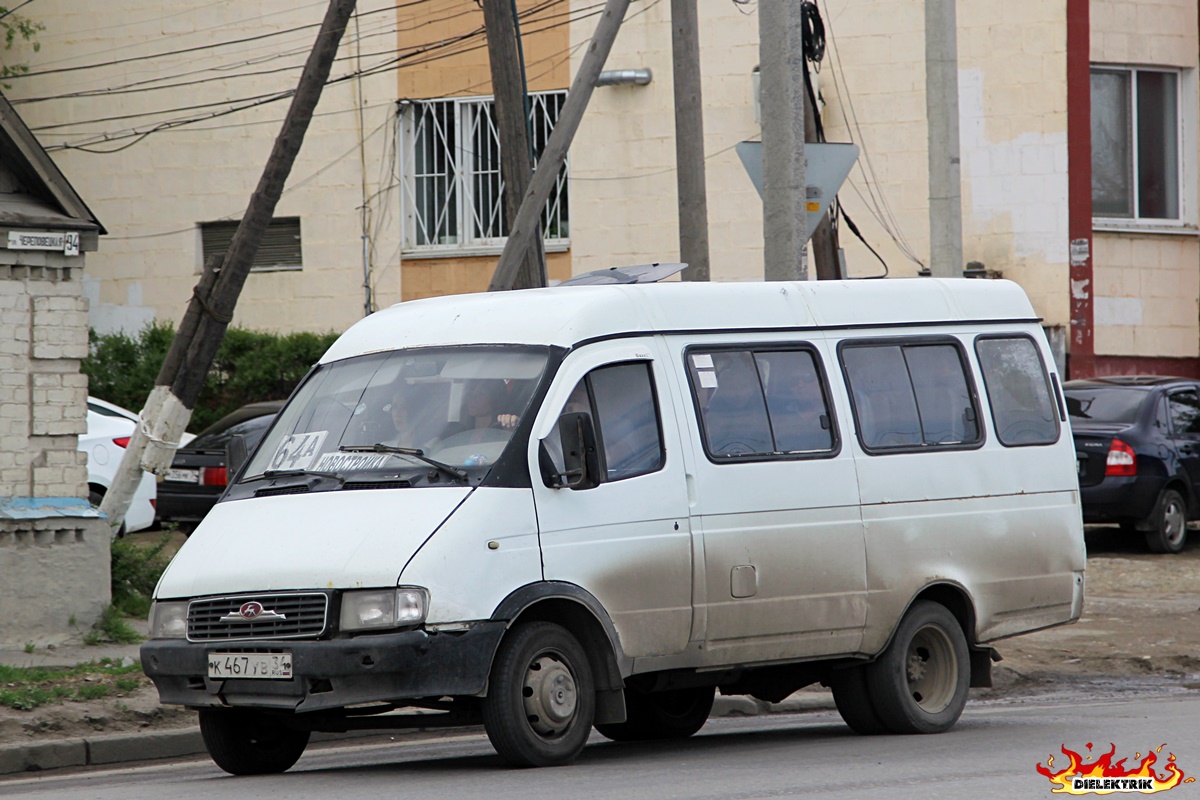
[187,593,328,641]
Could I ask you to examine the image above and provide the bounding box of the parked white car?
[81,396,157,535]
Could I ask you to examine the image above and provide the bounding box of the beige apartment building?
[5,0,1198,377]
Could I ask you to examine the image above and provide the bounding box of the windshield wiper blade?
[338,444,469,482]
[242,468,345,485]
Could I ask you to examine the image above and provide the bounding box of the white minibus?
[142,278,1085,774]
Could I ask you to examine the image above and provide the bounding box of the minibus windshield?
[242,346,549,483]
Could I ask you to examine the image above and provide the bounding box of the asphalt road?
[3,690,1197,799]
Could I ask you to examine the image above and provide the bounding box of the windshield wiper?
[338,444,469,482]
[242,469,345,485]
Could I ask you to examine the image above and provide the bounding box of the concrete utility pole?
[483,0,547,289]
[671,0,710,282]
[489,0,631,292]
[758,1,807,281]
[925,0,963,277]
[99,0,358,533]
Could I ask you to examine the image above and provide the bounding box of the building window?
[199,217,302,272]
[1091,67,1180,221]
[399,91,569,253]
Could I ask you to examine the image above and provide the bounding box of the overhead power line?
[38,0,607,152]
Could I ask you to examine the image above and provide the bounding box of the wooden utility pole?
[489,0,631,292]
[758,1,807,281]
[482,0,547,289]
[99,0,358,533]
[671,0,710,282]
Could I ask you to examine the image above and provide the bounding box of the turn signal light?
[1104,439,1137,477]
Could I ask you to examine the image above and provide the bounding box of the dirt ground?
[2,526,1198,746]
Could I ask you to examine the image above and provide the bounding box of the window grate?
[401,91,569,251]
[200,217,303,271]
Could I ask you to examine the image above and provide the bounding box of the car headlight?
[340,587,428,632]
[149,601,189,639]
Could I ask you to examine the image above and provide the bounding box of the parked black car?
[1065,376,1200,553]
[156,400,284,527]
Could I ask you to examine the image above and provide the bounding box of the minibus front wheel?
[198,708,310,775]
[483,621,596,767]
[865,600,969,734]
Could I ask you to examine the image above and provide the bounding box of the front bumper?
[140,621,506,712]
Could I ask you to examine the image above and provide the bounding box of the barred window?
[400,92,569,252]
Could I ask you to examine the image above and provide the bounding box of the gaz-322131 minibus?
[142,278,1086,774]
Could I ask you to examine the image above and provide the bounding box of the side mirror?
[226,434,249,482]
[540,411,601,490]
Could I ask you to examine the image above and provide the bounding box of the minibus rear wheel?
[864,600,969,734]
[594,685,714,741]
[198,708,310,775]
[482,621,595,767]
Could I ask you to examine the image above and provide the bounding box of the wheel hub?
[523,654,577,737]
[1164,499,1186,546]
[905,625,956,713]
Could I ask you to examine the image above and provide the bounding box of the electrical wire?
[38,0,605,151]
[0,0,37,23]
[818,0,924,270]
[10,3,476,105]
[4,2,419,82]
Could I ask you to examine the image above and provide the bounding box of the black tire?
[198,708,310,775]
[829,666,890,735]
[595,685,714,742]
[864,601,969,734]
[88,487,125,537]
[482,622,595,767]
[1143,488,1188,554]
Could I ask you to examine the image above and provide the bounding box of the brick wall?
[0,252,109,645]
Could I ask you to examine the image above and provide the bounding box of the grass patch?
[84,605,142,646]
[0,659,145,712]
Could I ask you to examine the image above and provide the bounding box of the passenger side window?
[841,341,980,451]
[974,336,1060,446]
[688,347,835,460]
[1168,390,1200,435]
[545,362,665,483]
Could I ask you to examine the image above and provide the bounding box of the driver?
[463,380,520,431]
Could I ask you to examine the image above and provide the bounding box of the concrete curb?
[0,692,839,775]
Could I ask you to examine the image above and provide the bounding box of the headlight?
[149,601,188,639]
[340,587,428,632]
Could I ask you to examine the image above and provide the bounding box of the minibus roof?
[319,278,1039,364]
